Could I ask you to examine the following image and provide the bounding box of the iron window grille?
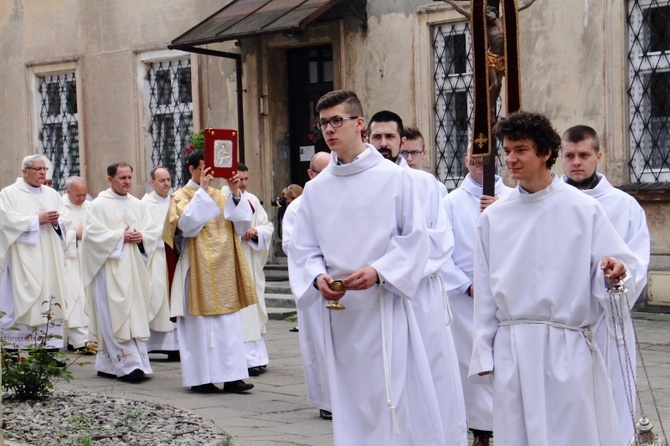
[628,0,670,182]
[432,21,501,190]
[146,59,193,188]
[37,72,79,193]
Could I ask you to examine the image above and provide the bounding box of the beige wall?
[0,0,226,196]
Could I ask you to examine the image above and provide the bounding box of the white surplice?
[397,157,467,445]
[171,182,252,387]
[82,189,161,377]
[224,187,273,368]
[563,173,651,446]
[61,194,90,348]
[289,146,447,446]
[471,175,639,446]
[141,191,178,353]
[441,174,512,431]
[0,178,68,349]
[283,194,331,412]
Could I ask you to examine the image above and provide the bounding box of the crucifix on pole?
[443,0,536,195]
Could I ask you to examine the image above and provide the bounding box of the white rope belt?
[379,287,400,434]
[431,273,453,326]
[498,319,596,350]
[498,318,604,444]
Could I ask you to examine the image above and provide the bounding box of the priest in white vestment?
[289,91,447,445]
[163,150,258,394]
[141,166,179,360]
[283,151,332,420]
[471,111,639,446]
[368,110,467,445]
[0,155,68,350]
[223,163,274,375]
[561,125,651,446]
[441,146,512,445]
[61,176,95,352]
[82,162,161,382]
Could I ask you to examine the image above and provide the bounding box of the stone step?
[264,262,288,282]
[265,292,296,320]
[264,293,296,308]
[265,280,291,294]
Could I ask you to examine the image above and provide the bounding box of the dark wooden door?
[287,45,334,186]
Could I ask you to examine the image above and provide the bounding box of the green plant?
[184,129,205,154]
[1,297,85,400]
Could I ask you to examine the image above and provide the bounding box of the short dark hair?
[493,111,561,169]
[315,90,363,117]
[403,126,425,146]
[561,125,600,153]
[367,110,404,138]
[237,162,248,172]
[107,162,133,177]
[150,165,169,180]
[187,150,205,170]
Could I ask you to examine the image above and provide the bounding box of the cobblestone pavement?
[6,314,670,446]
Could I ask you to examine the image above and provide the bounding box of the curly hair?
[493,111,561,169]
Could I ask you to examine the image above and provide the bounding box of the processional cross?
[443,0,535,195]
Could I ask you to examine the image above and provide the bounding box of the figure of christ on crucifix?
[444,0,536,124]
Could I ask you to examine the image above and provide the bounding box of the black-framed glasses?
[316,116,359,131]
[25,167,49,172]
[399,150,424,159]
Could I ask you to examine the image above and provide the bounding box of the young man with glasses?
[289,91,455,445]
[400,126,427,170]
[0,155,68,351]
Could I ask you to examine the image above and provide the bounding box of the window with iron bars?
[146,59,193,188]
[432,21,501,190]
[37,72,79,193]
[628,0,670,182]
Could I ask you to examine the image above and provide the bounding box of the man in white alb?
[0,155,68,350]
[223,162,274,376]
[289,90,447,445]
[141,166,179,361]
[62,176,96,353]
[471,111,639,445]
[367,109,467,445]
[82,162,161,382]
[561,125,650,446]
[442,143,512,446]
[283,151,332,420]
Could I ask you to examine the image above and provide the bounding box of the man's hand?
[601,256,626,284]
[467,284,474,299]
[343,266,379,291]
[123,225,143,244]
[38,210,60,225]
[242,227,258,241]
[316,274,346,301]
[478,371,492,376]
[226,173,241,197]
[480,195,499,212]
[76,227,83,240]
[200,166,214,190]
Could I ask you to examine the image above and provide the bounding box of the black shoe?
[248,366,266,376]
[289,326,299,332]
[118,368,145,383]
[97,370,117,380]
[319,409,332,420]
[223,380,254,393]
[67,344,75,351]
[166,351,180,361]
[191,383,222,393]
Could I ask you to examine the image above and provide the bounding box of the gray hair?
[22,154,44,169]
[64,176,86,191]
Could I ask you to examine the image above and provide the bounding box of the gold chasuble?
[163,187,257,316]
